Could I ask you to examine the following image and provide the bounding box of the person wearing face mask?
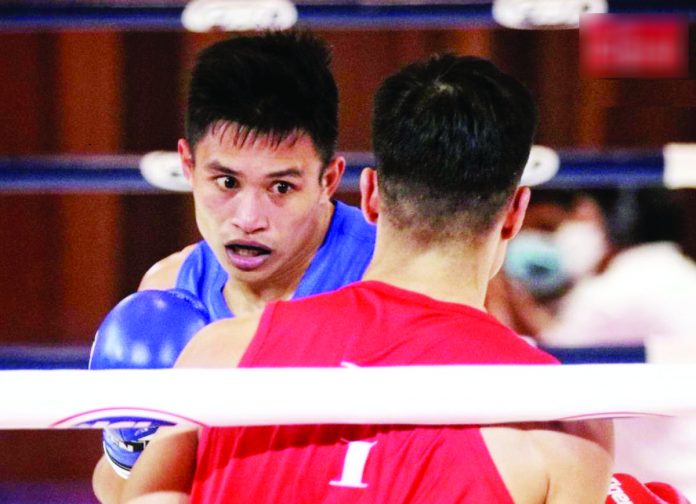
[509,188,696,348]
[486,190,611,335]
[502,190,608,302]
[489,187,696,501]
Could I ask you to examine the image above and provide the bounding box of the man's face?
[504,196,610,298]
[180,126,340,289]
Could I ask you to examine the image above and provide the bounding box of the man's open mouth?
[224,242,273,271]
[226,243,272,257]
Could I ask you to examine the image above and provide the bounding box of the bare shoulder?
[482,420,613,504]
[534,419,613,503]
[138,244,198,291]
[175,312,263,369]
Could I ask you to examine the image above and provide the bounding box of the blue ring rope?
[0,343,648,369]
[1,1,696,31]
[0,149,671,193]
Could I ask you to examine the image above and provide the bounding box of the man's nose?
[230,190,269,234]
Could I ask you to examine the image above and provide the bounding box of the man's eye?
[216,176,237,189]
[273,182,292,194]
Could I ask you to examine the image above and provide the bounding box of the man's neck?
[223,202,336,316]
[223,279,297,316]
[362,232,497,311]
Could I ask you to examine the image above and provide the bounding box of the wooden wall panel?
[0,196,63,344]
[576,79,620,147]
[55,196,122,341]
[0,34,61,345]
[54,32,123,153]
[0,33,58,154]
[324,31,401,150]
[118,194,199,297]
[445,27,493,58]
[53,32,124,343]
[122,32,184,151]
[0,430,102,481]
[117,32,195,297]
[534,30,581,147]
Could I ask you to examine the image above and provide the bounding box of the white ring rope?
[139,145,561,192]
[3,364,696,430]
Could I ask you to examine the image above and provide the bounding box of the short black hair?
[589,188,685,247]
[372,54,538,242]
[186,30,338,165]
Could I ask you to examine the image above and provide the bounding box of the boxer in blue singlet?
[89,31,375,503]
[175,200,374,321]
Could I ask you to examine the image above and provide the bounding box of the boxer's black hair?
[186,30,338,166]
[372,54,538,242]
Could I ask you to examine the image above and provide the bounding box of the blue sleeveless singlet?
[175,201,376,320]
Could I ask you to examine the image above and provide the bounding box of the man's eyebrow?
[202,161,238,175]
[201,162,304,179]
[266,168,304,179]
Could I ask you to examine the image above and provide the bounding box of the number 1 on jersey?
[329,440,377,489]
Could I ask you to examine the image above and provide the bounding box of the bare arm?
[92,245,196,503]
[483,419,613,503]
[93,456,125,504]
[537,420,614,503]
[138,245,197,291]
[119,314,262,502]
[120,426,198,504]
[174,313,262,368]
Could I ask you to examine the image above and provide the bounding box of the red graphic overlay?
[580,14,688,78]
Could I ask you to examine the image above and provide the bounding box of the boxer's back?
[190,281,559,503]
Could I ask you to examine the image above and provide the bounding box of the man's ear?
[321,156,345,198]
[360,168,380,224]
[178,138,194,182]
[501,186,531,240]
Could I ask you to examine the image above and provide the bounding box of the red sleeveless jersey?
[190,281,558,503]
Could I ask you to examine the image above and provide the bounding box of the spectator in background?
[486,189,606,333]
[496,188,696,347]
[487,186,696,500]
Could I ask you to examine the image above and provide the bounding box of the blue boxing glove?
[90,289,211,370]
[89,289,210,478]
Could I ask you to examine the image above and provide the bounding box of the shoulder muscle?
[175,312,262,368]
[482,419,613,504]
[138,244,197,291]
[534,420,614,503]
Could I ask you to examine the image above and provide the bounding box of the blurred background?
[1,0,695,501]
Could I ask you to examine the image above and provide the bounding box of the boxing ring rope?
[2,364,696,430]
[0,343,652,370]
[2,0,696,31]
[10,335,696,369]
[2,145,696,193]
[0,345,94,370]
[0,154,152,193]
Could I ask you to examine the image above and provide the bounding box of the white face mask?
[554,220,608,280]
[505,220,609,297]
[504,230,570,297]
